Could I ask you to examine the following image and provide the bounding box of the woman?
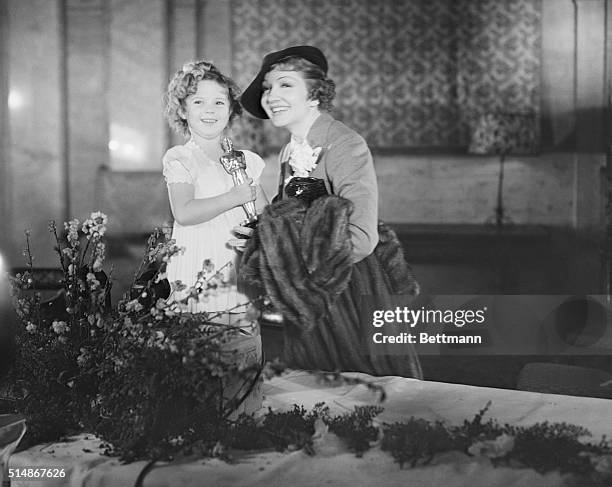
[239,45,422,378]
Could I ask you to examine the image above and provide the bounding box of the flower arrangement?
[5,212,263,460]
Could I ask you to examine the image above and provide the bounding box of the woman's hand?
[228,225,254,252]
[228,179,257,207]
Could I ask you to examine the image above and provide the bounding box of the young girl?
[163,61,266,317]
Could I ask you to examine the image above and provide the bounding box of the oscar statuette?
[220,137,258,228]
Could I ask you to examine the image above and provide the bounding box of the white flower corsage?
[287,140,323,178]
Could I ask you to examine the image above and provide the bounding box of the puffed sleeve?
[325,132,379,263]
[243,150,266,183]
[162,146,195,185]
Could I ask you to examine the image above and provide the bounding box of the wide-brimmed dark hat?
[241,45,328,119]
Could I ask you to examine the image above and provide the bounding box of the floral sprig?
[10,230,41,330]
[49,212,113,335]
[82,211,108,239]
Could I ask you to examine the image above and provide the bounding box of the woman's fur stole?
[240,195,419,334]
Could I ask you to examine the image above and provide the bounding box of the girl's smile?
[182,80,230,143]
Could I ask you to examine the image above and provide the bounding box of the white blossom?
[468,433,515,459]
[52,320,70,334]
[287,139,322,178]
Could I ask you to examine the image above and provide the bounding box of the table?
[8,372,612,487]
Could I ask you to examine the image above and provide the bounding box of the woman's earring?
[309,100,320,108]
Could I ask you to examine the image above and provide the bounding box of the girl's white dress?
[162,140,265,313]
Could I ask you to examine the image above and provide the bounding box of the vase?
[221,320,263,419]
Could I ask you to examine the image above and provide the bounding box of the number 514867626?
[8,467,66,480]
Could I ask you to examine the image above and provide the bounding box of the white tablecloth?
[9,372,612,487]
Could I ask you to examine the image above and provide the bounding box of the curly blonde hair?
[164,61,242,137]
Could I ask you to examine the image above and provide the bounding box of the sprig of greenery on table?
[216,402,612,484]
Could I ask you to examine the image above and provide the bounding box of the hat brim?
[240,45,328,120]
[241,71,269,119]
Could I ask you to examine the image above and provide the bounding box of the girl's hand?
[228,178,256,206]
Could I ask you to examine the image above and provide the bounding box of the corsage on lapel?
[285,139,325,184]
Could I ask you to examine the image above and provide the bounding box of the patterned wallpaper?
[455,0,541,148]
[230,0,541,152]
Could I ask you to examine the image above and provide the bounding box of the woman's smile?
[261,70,319,137]
[269,106,289,114]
